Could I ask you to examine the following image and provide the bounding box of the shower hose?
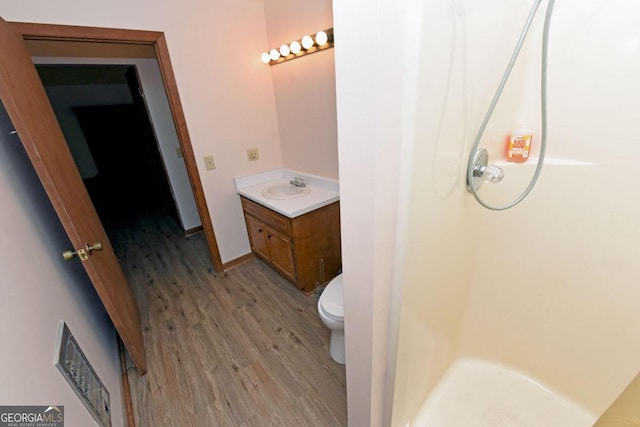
[466,0,556,210]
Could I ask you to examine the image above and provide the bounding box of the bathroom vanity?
[235,170,341,294]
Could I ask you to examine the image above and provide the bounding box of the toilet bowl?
[318,274,345,364]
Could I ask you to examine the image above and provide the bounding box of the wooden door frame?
[10,21,224,272]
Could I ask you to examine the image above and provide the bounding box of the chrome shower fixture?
[466,148,504,192]
[465,0,555,210]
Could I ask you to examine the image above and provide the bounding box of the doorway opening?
[35,62,186,237]
[12,22,224,272]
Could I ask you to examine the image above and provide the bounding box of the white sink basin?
[261,184,311,200]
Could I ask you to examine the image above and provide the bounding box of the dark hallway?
[36,64,179,234]
[74,102,176,232]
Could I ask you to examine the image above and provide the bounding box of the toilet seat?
[319,274,344,321]
[320,304,344,322]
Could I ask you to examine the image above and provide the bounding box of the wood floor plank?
[111,212,346,426]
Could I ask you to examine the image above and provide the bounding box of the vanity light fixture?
[290,40,302,54]
[260,28,334,66]
[279,43,291,57]
[301,35,314,50]
[269,48,281,61]
[315,31,328,46]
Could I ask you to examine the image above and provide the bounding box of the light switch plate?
[204,155,216,170]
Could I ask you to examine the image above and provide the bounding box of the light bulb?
[315,31,328,46]
[260,52,271,64]
[290,40,301,54]
[279,44,290,57]
[269,48,281,61]
[301,35,314,50]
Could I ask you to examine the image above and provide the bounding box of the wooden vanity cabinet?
[244,214,296,282]
[241,196,341,293]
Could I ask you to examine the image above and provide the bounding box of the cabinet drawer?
[241,197,291,235]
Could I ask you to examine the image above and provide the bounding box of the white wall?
[336,0,640,425]
[1,0,284,264]
[134,58,202,230]
[333,0,424,425]
[0,103,124,426]
[264,0,338,180]
[458,0,640,414]
[389,0,484,422]
[387,0,640,424]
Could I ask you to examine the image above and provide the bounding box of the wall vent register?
[54,321,111,427]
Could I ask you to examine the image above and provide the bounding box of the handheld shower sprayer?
[466,0,556,210]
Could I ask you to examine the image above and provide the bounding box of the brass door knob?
[86,242,103,254]
[62,248,88,261]
[63,242,102,261]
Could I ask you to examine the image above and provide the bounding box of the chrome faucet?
[289,177,306,187]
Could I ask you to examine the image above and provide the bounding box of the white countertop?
[234,169,340,218]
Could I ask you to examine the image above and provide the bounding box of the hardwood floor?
[109,211,347,426]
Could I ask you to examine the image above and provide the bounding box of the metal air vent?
[54,321,111,427]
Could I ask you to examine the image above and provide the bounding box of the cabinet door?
[245,215,270,260]
[266,227,296,283]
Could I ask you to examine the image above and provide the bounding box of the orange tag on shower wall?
[507,130,532,163]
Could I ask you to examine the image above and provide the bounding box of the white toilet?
[318,273,345,364]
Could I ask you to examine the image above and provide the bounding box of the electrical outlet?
[204,155,216,170]
[175,147,183,158]
[247,148,260,161]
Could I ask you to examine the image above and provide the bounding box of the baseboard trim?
[223,252,255,271]
[118,338,136,427]
[184,225,204,237]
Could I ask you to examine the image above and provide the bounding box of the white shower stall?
[334,0,640,425]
